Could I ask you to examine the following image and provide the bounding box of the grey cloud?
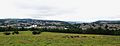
[16,3,77,18]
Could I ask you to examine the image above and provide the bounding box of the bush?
[37,31,41,34]
[12,32,14,35]
[32,31,37,35]
[4,32,11,35]
[32,31,41,35]
[12,31,19,35]
[14,31,19,34]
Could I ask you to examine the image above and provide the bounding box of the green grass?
[0,31,120,46]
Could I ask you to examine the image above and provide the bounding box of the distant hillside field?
[0,31,120,46]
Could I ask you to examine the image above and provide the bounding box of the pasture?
[0,31,120,46]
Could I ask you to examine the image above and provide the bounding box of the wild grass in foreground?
[0,31,120,46]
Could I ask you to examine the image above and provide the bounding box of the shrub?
[12,32,14,35]
[12,31,19,35]
[32,31,37,35]
[14,31,19,34]
[4,32,11,35]
[32,31,41,35]
[37,31,41,34]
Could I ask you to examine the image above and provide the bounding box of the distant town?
[0,19,69,29]
[0,19,120,31]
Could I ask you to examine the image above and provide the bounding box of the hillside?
[0,19,70,26]
[93,20,120,24]
[0,31,120,46]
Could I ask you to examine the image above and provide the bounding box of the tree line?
[0,27,120,35]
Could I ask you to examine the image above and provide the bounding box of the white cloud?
[0,0,120,22]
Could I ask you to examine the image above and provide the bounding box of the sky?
[0,0,120,22]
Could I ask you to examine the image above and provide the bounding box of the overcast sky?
[0,0,120,22]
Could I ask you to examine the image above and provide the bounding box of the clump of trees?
[4,31,19,35]
[4,32,11,35]
[41,28,120,35]
[12,31,19,35]
[1,26,120,35]
[32,31,41,35]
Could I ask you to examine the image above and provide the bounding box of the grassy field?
[0,31,120,46]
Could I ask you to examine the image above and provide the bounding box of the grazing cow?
[81,36,87,37]
[70,36,74,38]
[63,35,80,38]
[92,37,95,38]
[74,36,80,38]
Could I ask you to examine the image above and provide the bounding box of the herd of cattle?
[62,35,95,38]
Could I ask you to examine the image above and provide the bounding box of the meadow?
[0,31,120,46]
